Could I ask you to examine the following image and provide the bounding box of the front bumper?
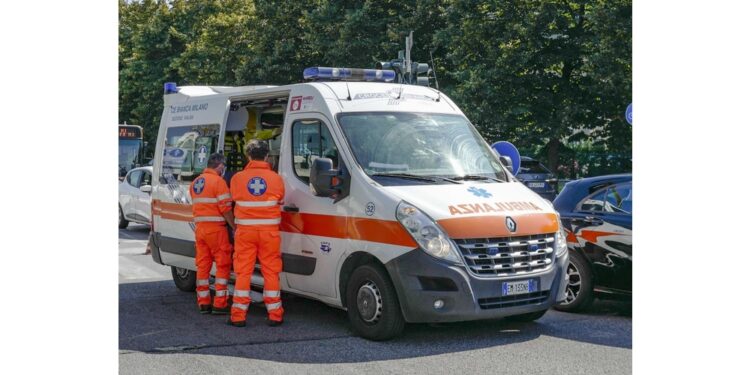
[384,248,569,323]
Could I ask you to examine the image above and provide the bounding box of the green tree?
[437,0,631,175]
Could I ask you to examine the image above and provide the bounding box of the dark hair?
[207,152,225,168]
[245,139,269,160]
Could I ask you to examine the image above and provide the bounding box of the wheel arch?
[338,251,387,308]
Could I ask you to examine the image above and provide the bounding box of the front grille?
[454,233,556,277]
[478,291,550,309]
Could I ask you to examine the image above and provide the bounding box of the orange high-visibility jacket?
[189,168,232,225]
[230,161,285,230]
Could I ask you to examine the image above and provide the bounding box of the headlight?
[396,201,462,264]
[554,213,568,258]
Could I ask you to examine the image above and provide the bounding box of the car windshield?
[338,112,508,182]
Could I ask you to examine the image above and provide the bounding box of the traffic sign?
[491,141,521,175]
[625,103,632,125]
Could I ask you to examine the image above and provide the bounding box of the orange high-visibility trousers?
[195,225,232,308]
[230,228,283,323]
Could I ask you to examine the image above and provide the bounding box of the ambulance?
[149,67,569,340]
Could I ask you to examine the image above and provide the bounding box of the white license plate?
[502,279,538,296]
[528,182,545,188]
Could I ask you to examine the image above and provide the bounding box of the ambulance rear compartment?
[385,243,569,323]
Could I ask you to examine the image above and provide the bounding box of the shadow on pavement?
[120,279,630,364]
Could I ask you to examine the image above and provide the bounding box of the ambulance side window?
[160,124,220,183]
[291,120,338,184]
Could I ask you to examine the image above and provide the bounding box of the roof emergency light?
[164,82,178,94]
[303,67,396,82]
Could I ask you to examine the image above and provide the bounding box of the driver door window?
[127,170,143,188]
[578,182,632,214]
[291,120,338,184]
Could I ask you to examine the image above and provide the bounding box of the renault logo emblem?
[506,216,517,233]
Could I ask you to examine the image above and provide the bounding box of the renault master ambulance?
[149,68,569,340]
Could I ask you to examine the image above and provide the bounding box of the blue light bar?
[164,82,178,94]
[303,67,395,82]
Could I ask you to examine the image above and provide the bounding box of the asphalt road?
[119,224,631,374]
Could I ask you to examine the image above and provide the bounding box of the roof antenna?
[345,82,352,101]
[429,50,440,91]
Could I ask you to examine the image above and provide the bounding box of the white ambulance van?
[149,68,569,340]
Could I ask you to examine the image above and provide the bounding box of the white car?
[119,166,153,228]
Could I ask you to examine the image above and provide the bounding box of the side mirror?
[499,156,513,169]
[140,185,152,194]
[310,158,338,197]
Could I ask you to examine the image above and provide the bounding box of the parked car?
[552,174,632,312]
[517,156,558,201]
[119,166,153,228]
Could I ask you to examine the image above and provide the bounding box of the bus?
[119,124,144,178]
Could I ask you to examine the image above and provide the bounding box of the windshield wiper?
[370,173,441,183]
[444,174,505,183]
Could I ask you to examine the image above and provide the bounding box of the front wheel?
[171,266,196,292]
[554,250,594,312]
[119,205,129,229]
[345,264,405,341]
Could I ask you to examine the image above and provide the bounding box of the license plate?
[528,182,545,188]
[502,279,538,296]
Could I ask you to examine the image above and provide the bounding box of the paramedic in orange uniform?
[228,140,285,327]
[189,153,235,315]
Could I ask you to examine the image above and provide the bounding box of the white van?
[149,68,569,340]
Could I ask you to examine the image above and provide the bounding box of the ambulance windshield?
[338,112,508,183]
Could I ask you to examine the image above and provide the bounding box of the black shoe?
[266,319,283,327]
[227,319,246,328]
[211,306,230,315]
[199,305,212,314]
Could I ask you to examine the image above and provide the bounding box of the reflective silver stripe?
[216,193,231,201]
[193,197,218,203]
[263,290,281,298]
[194,216,225,222]
[197,290,210,298]
[233,303,249,310]
[236,200,278,207]
[234,290,251,298]
[196,279,209,286]
[215,290,228,297]
[266,302,282,311]
[235,218,281,225]
[215,278,228,285]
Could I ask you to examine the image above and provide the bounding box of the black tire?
[119,205,129,229]
[171,266,196,292]
[554,250,594,312]
[507,309,547,322]
[345,264,405,341]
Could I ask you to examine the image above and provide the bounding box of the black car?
[517,156,557,201]
[552,174,632,312]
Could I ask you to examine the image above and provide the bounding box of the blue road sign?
[625,103,632,125]
[491,141,521,175]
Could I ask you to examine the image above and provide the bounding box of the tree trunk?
[547,138,560,175]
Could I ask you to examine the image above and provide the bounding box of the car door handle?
[283,205,299,213]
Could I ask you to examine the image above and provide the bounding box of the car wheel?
[171,266,196,292]
[506,309,547,322]
[554,250,594,312]
[345,264,405,341]
[119,205,129,229]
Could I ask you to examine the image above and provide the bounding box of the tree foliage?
[119,0,631,177]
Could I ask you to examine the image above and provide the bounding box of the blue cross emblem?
[468,186,492,198]
[248,177,267,196]
[193,177,205,194]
